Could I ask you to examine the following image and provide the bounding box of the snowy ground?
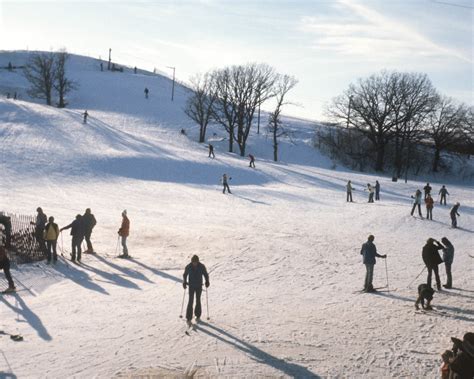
[0,52,473,378]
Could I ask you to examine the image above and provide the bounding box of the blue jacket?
[360,241,383,265]
[443,245,454,265]
[183,262,209,289]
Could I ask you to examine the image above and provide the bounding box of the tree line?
[184,63,297,161]
[322,71,473,176]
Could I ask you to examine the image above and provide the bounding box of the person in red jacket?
[425,194,434,220]
[118,210,130,258]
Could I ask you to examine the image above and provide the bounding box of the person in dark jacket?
[375,180,380,201]
[208,144,215,159]
[0,213,12,247]
[248,154,256,168]
[450,202,460,228]
[422,238,444,290]
[44,216,59,263]
[423,183,432,200]
[82,110,89,124]
[360,235,386,292]
[441,237,454,289]
[442,333,474,379]
[60,215,86,262]
[346,180,354,202]
[31,207,47,253]
[183,255,209,324]
[439,185,449,205]
[0,246,15,292]
[222,174,232,194]
[144,87,149,99]
[82,208,97,254]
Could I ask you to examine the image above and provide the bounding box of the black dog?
[415,284,435,310]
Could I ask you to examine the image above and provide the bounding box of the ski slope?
[0,51,473,378]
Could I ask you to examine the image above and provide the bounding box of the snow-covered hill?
[0,51,473,378]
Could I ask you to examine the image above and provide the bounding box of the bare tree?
[54,50,77,108]
[24,52,55,105]
[184,73,217,143]
[427,96,469,172]
[267,74,298,161]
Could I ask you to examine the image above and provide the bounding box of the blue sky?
[1,0,472,120]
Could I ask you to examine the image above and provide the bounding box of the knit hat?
[122,210,127,215]
[191,255,199,263]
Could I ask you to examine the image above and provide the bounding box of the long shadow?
[127,258,181,283]
[0,294,52,341]
[55,259,109,295]
[196,322,320,378]
[232,194,270,206]
[79,262,141,290]
[90,254,153,284]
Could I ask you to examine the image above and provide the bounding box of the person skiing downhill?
[222,174,232,194]
[423,183,432,200]
[422,238,444,291]
[411,190,423,218]
[360,235,386,292]
[44,216,59,264]
[82,208,97,254]
[248,154,256,168]
[450,202,460,228]
[82,110,89,124]
[60,215,86,262]
[346,180,354,202]
[118,210,130,258]
[375,180,380,201]
[425,194,434,221]
[183,255,209,325]
[439,185,449,205]
[0,246,15,293]
[208,144,215,159]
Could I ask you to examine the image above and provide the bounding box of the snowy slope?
[0,51,473,378]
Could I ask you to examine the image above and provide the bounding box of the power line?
[431,0,474,9]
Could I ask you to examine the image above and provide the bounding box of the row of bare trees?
[326,71,473,174]
[24,50,77,108]
[184,63,297,161]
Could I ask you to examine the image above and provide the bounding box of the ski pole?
[206,288,210,320]
[384,257,390,293]
[115,235,120,256]
[179,287,186,318]
[407,266,426,288]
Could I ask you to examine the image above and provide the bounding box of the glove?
[205,281,210,288]
[183,282,187,289]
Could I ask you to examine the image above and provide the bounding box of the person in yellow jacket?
[44,216,60,263]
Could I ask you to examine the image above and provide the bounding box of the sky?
[0,0,472,120]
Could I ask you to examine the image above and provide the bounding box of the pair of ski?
[414,307,448,316]
[353,286,394,294]
[183,318,209,336]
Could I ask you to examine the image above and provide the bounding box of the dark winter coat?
[423,185,432,194]
[63,218,86,238]
[422,242,443,269]
[183,262,209,289]
[82,213,97,233]
[0,254,10,271]
[439,187,449,195]
[442,245,454,265]
[450,204,460,218]
[360,241,383,265]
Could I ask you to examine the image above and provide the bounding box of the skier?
[346,180,354,202]
[100,62,103,71]
[410,189,423,218]
[425,194,434,221]
[31,207,47,253]
[82,110,89,124]
[60,215,86,262]
[421,238,444,290]
[144,87,149,99]
[450,202,460,228]
[248,154,256,168]
[222,174,232,194]
[134,66,137,74]
[44,216,59,264]
[366,184,374,203]
[118,210,130,258]
[423,182,432,200]
[183,255,209,325]
[208,144,215,159]
[0,246,15,293]
[0,213,12,248]
[82,208,97,254]
[375,180,380,201]
[439,185,449,205]
[360,235,386,292]
[441,237,454,289]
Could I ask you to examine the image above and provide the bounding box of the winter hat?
[37,207,43,212]
[191,255,199,263]
[85,208,91,214]
[49,216,54,222]
[368,235,375,241]
[426,238,435,244]
[122,210,127,215]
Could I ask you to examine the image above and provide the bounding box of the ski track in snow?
[0,52,473,378]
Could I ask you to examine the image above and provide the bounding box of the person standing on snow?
[208,144,215,159]
[360,235,386,292]
[248,154,256,168]
[450,202,461,228]
[366,184,375,203]
[82,208,97,254]
[144,87,149,99]
[411,189,423,218]
[60,214,86,262]
[422,238,444,290]
[222,174,232,194]
[44,216,59,264]
[439,185,449,205]
[425,194,434,220]
[423,183,432,200]
[31,207,47,253]
[346,180,354,202]
[183,255,209,325]
[82,110,89,124]
[118,210,130,258]
[441,237,454,289]
[375,180,381,201]
[0,246,15,293]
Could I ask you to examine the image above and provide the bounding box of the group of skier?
[346,180,380,203]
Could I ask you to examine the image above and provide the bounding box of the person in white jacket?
[410,189,423,218]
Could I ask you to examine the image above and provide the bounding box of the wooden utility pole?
[108,48,112,70]
[167,66,176,101]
